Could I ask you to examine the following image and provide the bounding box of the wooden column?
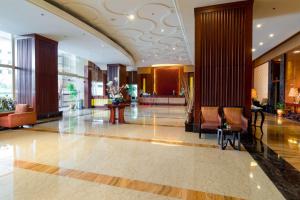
[194,1,253,129]
[107,64,127,87]
[16,34,60,119]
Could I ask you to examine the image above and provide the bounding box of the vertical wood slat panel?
[194,1,253,125]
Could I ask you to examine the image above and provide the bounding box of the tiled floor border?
[14,160,243,200]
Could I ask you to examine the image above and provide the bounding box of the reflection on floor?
[253,114,300,171]
[0,105,290,200]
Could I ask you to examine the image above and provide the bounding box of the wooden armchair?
[223,107,248,133]
[199,107,222,138]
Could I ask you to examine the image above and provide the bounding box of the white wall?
[254,63,269,102]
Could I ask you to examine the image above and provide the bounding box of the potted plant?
[276,102,285,117]
[0,96,15,112]
[66,83,78,110]
[181,78,194,132]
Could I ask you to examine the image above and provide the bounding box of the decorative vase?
[185,122,194,132]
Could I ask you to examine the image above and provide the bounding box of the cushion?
[201,107,219,123]
[223,107,243,125]
[15,104,29,113]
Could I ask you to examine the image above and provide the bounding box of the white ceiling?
[1,0,299,69]
[44,0,192,67]
[252,0,300,59]
[0,0,133,68]
[176,0,300,61]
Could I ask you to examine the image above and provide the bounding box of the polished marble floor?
[253,114,300,171]
[0,105,289,199]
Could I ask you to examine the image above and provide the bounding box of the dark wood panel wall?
[194,1,253,125]
[35,35,59,117]
[154,67,180,95]
[16,34,59,119]
[127,71,138,84]
[84,61,103,108]
[107,64,127,87]
[137,69,154,94]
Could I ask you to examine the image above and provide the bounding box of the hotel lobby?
[0,0,300,200]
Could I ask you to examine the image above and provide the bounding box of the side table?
[217,127,242,151]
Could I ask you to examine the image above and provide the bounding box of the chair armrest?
[0,112,13,117]
[8,112,37,122]
[241,115,248,129]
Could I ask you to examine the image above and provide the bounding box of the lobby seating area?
[0,104,36,128]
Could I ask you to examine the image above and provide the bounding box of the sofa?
[0,104,37,128]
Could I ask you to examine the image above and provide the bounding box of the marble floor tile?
[0,105,289,200]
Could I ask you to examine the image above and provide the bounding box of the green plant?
[276,102,285,110]
[66,83,78,100]
[0,96,15,111]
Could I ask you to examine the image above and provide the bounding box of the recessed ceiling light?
[293,50,300,54]
[172,47,176,50]
[142,59,145,63]
[128,14,135,20]
[252,48,256,52]
[269,33,274,38]
[256,24,262,28]
[155,54,158,57]
[259,42,264,46]
[161,29,164,33]
[101,44,105,47]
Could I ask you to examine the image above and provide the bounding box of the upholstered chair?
[0,104,37,128]
[223,107,248,133]
[199,107,222,138]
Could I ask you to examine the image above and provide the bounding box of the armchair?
[223,107,248,133]
[199,107,222,138]
[0,104,37,128]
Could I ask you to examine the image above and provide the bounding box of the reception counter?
[139,96,185,105]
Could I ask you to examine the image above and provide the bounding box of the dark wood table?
[251,107,265,129]
[106,103,130,124]
[217,127,242,151]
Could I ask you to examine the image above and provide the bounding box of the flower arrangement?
[0,96,15,111]
[106,77,129,105]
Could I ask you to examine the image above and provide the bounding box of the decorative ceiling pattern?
[46,0,192,67]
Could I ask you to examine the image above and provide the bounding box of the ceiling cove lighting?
[259,42,264,46]
[256,24,262,28]
[293,50,300,54]
[152,64,183,67]
[128,14,135,20]
[269,33,274,38]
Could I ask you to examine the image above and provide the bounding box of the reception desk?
[139,96,185,105]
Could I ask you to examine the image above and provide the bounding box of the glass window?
[58,50,85,76]
[58,75,84,108]
[0,31,12,65]
[0,67,13,97]
[92,81,103,96]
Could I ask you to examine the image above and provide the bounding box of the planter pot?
[277,109,284,117]
[185,122,194,132]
